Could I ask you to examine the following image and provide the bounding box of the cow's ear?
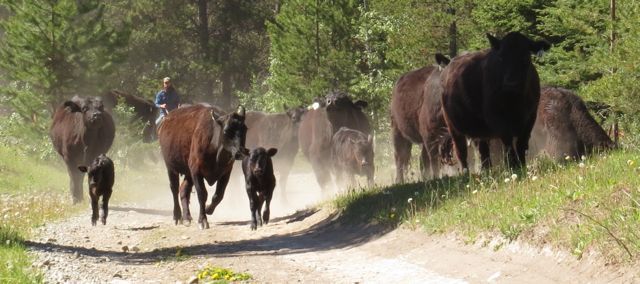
[354,100,368,109]
[267,148,278,157]
[236,105,246,117]
[78,166,88,173]
[435,53,450,66]
[487,33,501,50]
[530,40,551,56]
[64,101,81,112]
[367,134,373,144]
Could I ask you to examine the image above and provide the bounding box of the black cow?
[244,105,306,197]
[157,104,249,229]
[78,154,115,226]
[331,127,374,188]
[242,147,277,230]
[50,96,115,204]
[298,91,371,193]
[391,54,453,183]
[102,90,158,142]
[441,32,550,171]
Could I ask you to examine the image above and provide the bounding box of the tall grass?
[333,149,640,263]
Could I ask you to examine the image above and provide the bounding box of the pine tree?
[0,0,130,128]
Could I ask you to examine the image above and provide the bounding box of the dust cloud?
[109,148,333,225]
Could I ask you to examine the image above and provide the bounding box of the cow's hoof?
[174,219,183,225]
[250,224,257,231]
[91,220,97,226]
[183,219,191,227]
[199,221,210,230]
[101,219,106,225]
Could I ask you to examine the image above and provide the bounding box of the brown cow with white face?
[298,91,371,194]
[50,96,115,204]
[158,104,249,229]
[441,32,550,171]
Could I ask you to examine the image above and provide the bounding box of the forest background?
[0,0,637,154]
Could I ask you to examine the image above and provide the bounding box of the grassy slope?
[0,147,69,283]
[334,149,640,264]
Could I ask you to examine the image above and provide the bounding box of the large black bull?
[441,32,550,171]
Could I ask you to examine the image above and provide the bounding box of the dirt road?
[27,172,636,283]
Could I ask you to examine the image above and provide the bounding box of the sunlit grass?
[333,148,640,263]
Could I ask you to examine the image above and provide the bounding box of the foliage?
[0,0,130,128]
[196,266,252,283]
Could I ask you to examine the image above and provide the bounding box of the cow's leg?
[246,183,259,230]
[263,189,273,225]
[179,177,194,225]
[515,132,532,169]
[256,193,265,227]
[191,175,210,230]
[277,159,292,203]
[501,136,518,169]
[310,155,332,195]
[205,171,231,216]
[66,162,84,204]
[167,170,182,225]
[90,192,99,226]
[101,190,112,225]
[450,132,469,172]
[392,127,412,183]
[423,140,438,179]
[477,140,492,170]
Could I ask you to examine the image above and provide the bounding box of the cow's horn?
[236,105,245,116]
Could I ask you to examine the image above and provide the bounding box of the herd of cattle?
[48,31,616,230]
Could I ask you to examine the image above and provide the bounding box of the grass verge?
[333,148,640,264]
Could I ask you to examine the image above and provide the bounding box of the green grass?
[333,149,640,264]
[0,146,71,283]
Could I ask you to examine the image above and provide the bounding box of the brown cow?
[244,105,306,198]
[157,104,249,229]
[50,96,115,204]
[528,87,615,160]
[331,127,374,188]
[102,90,158,142]
[298,91,371,193]
[78,154,115,226]
[242,147,277,230]
[441,32,550,171]
[391,54,453,183]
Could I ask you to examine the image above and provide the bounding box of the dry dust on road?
[27,170,637,283]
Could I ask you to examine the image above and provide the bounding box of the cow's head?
[246,147,277,177]
[486,32,550,92]
[65,96,107,127]
[78,154,114,191]
[324,92,369,130]
[284,104,307,124]
[350,133,375,173]
[216,105,249,160]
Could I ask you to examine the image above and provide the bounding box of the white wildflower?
[511,173,518,180]
[531,176,538,181]
[578,162,585,168]
[407,198,413,203]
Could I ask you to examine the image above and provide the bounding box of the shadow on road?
[26,208,394,265]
